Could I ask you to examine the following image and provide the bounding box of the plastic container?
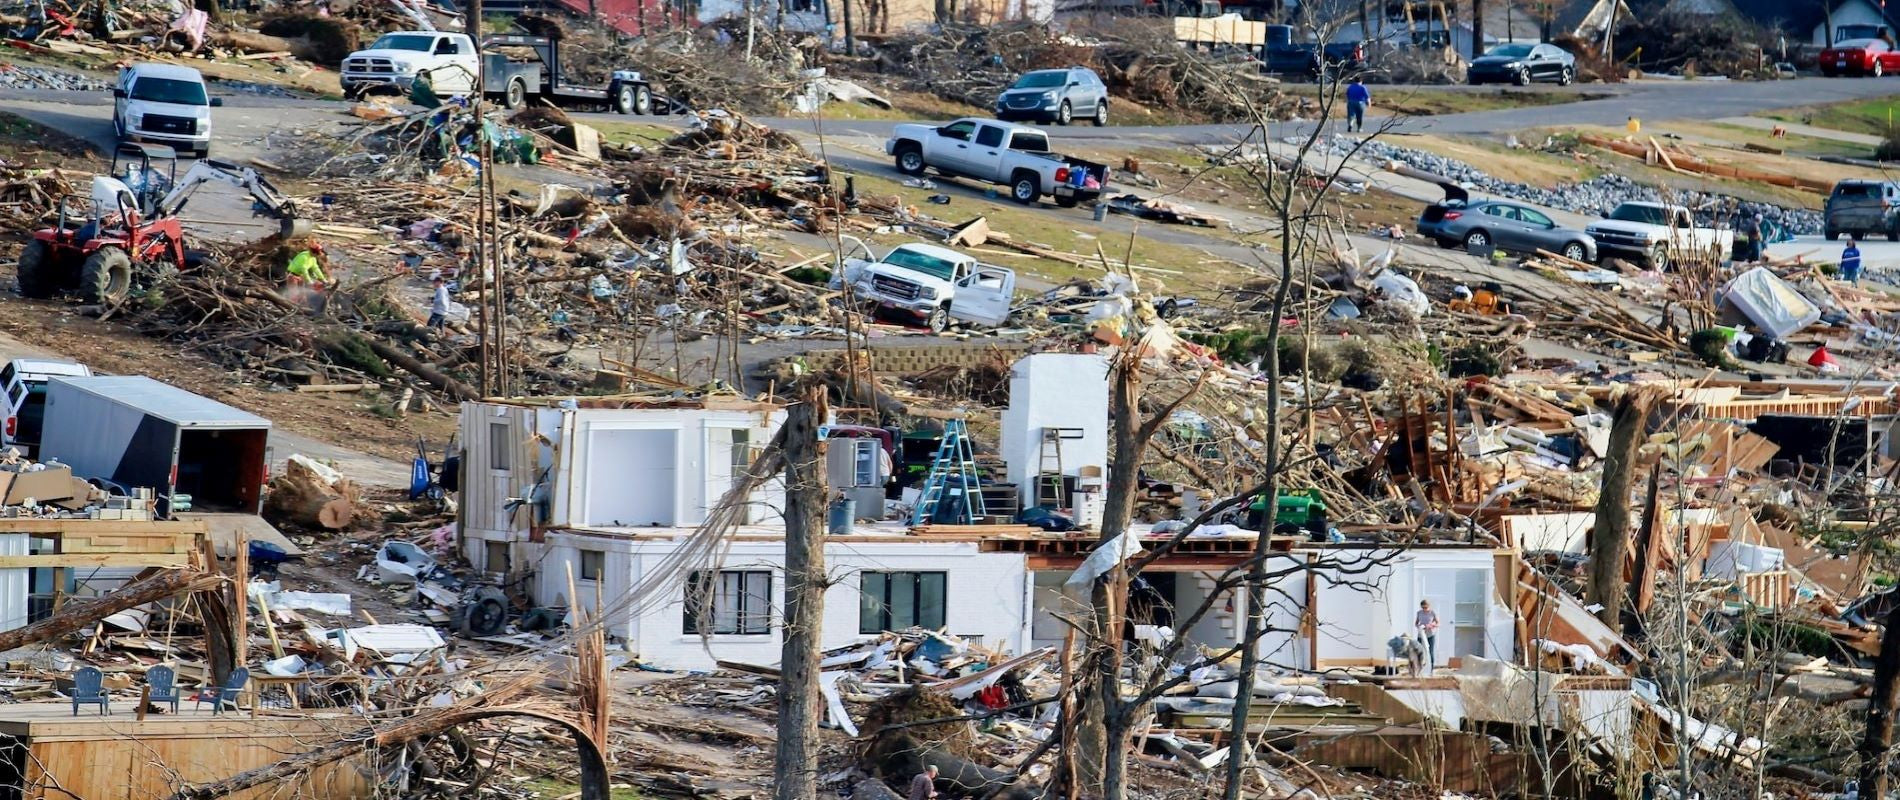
[827,497,857,535]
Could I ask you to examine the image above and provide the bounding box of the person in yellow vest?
[287,241,331,290]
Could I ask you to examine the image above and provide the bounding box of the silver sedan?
[1417,196,1597,263]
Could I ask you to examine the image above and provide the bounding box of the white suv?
[113,63,220,158]
[1,359,92,457]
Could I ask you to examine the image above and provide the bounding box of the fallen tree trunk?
[851,780,903,800]
[264,456,357,530]
[165,705,609,800]
[0,569,219,653]
[870,733,1040,800]
[364,337,480,400]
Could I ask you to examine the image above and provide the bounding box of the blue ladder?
[911,419,986,526]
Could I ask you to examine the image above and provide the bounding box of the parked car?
[1467,43,1576,85]
[1417,188,1596,262]
[111,63,220,158]
[1825,179,1900,240]
[0,358,92,457]
[1261,24,1365,78]
[1584,201,1734,269]
[995,67,1109,126]
[886,118,1110,207]
[831,238,1016,332]
[1820,38,1900,76]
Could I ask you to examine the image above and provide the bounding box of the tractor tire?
[15,240,57,299]
[80,246,133,305]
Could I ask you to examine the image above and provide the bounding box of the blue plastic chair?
[146,665,180,714]
[197,667,249,715]
[70,666,108,716]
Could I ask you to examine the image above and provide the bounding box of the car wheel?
[615,84,635,114]
[1559,67,1574,86]
[1877,61,1886,78]
[895,145,925,176]
[1056,101,1072,126]
[1093,101,1108,127]
[1887,225,1898,242]
[1011,172,1040,205]
[634,86,654,115]
[1463,229,1490,251]
[925,305,949,333]
[1514,70,1531,86]
[504,79,526,110]
[1648,244,1670,271]
[1562,241,1588,262]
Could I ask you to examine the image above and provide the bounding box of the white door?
[486,419,515,531]
[949,266,1013,326]
[429,36,474,92]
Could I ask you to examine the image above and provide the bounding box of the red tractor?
[18,143,305,305]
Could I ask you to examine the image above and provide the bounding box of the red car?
[1821,38,1900,77]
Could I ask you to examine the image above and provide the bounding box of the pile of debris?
[862,21,1292,121]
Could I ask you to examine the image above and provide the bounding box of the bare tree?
[773,386,828,800]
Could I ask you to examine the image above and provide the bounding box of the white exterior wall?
[458,401,784,600]
[999,353,1109,508]
[1815,0,1890,45]
[1256,548,1516,669]
[697,0,828,32]
[539,534,1032,670]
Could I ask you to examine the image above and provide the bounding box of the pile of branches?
[1612,8,1772,78]
[127,234,477,401]
[610,112,838,232]
[862,21,1287,121]
[608,23,812,112]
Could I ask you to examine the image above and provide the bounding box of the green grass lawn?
[1766,95,1900,138]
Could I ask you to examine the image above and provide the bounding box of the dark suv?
[995,67,1109,126]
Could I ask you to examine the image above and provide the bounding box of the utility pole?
[773,385,827,800]
[1471,0,1485,60]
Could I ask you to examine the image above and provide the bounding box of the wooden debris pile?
[0,165,74,231]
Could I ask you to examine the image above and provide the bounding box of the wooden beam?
[0,554,193,568]
[0,519,204,534]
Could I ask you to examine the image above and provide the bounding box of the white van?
[112,63,220,158]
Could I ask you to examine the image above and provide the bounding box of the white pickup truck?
[833,240,1016,332]
[1583,201,1735,270]
[886,118,1109,207]
[341,31,479,98]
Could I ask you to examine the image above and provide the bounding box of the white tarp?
[1369,272,1431,317]
[1721,267,1821,339]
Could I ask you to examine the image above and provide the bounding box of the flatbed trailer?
[480,33,667,115]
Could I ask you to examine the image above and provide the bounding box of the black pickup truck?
[1260,24,1365,78]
